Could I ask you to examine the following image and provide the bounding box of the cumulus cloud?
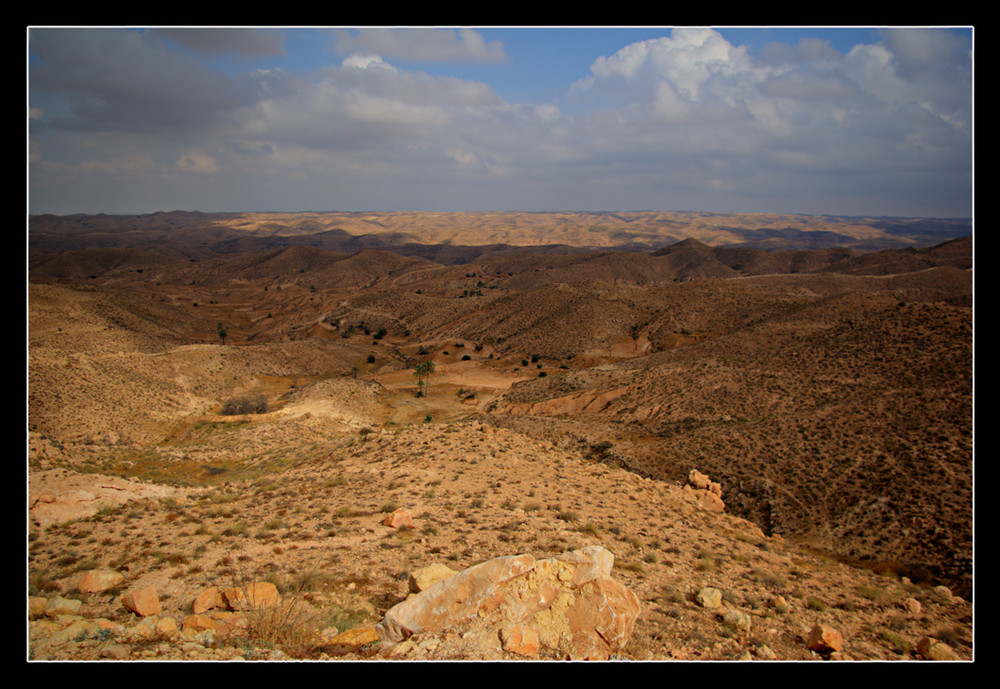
[27,27,971,217]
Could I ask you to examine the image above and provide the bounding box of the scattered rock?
[327,626,380,650]
[100,643,131,659]
[192,586,224,614]
[382,508,415,529]
[916,636,961,660]
[28,596,47,620]
[220,582,280,611]
[806,624,844,655]
[122,587,162,617]
[723,609,752,632]
[78,569,125,593]
[182,614,217,636]
[45,596,82,617]
[684,470,725,512]
[931,585,954,603]
[696,587,723,609]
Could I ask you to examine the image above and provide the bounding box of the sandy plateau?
[27,211,973,662]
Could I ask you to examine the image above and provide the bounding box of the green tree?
[217,322,227,345]
[414,361,435,397]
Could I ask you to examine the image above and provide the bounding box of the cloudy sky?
[27,26,973,218]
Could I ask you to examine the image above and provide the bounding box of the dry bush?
[221,395,269,416]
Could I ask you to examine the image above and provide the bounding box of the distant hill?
[29,210,972,260]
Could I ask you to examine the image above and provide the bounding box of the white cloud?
[342,53,396,71]
[28,27,972,217]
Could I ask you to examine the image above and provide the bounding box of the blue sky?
[28,26,973,218]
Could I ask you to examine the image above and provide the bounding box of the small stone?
[696,587,723,609]
[221,582,280,611]
[806,624,844,654]
[28,597,47,619]
[78,569,125,593]
[50,619,95,645]
[328,626,380,649]
[931,585,954,603]
[155,616,180,637]
[723,609,752,632]
[45,596,82,617]
[383,508,415,529]
[916,636,961,660]
[182,614,218,636]
[122,587,162,617]
[756,644,777,660]
[100,643,131,659]
[192,586,223,614]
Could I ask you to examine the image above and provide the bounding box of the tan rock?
[723,609,752,632]
[192,586,224,614]
[688,469,711,490]
[155,616,180,637]
[696,490,726,512]
[806,624,844,654]
[565,577,641,659]
[409,563,458,593]
[182,614,218,636]
[46,596,82,617]
[328,626,380,649]
[122,587,162,617]
[29,596,47,619]
[916,636,962,660]
[696,587,723,609]
[556,544,614,587]
[500,624,540,657]
[931,585,954,603]
[378,553,536,642]
[378,547,641,660]
[221,581,281,611]
[100,644,131,659]
[49,619,95,645]
[383,507,415,529]
[78,569,125,593]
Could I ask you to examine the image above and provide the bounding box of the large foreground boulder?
[376,545,640,660]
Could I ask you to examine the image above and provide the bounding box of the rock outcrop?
[376,545,640,660]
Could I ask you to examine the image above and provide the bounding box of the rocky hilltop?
[27,212,973,661]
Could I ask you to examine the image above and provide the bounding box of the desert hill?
[29,210,971,258]
[26,211,973,661]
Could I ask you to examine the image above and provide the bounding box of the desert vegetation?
[27,211,973,661]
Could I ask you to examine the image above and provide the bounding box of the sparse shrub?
[221,395,269,416]
[804,596,827,612]
[879,629,913,656]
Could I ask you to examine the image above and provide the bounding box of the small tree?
[217,322,227,345]
[414,361,435,397]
